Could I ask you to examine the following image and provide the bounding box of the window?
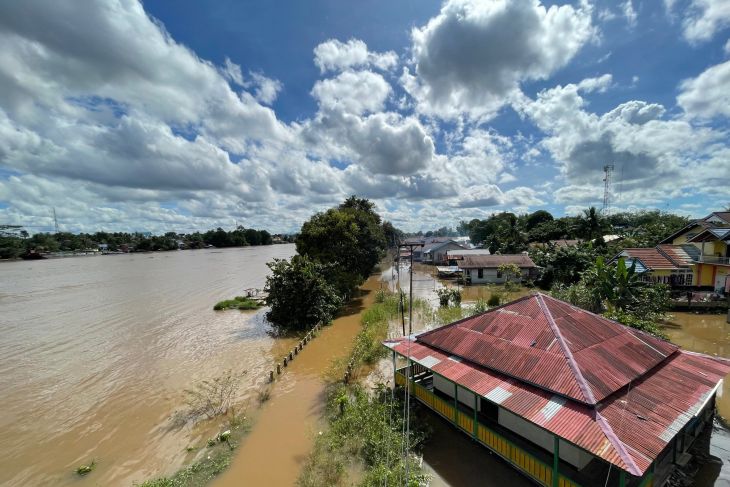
[686,273,693,286]
[477,268,483,279]
[480,398,498,422]
[496,270,502,278]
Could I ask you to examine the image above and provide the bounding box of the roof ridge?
[536,294,597,405]
[595,410,642,475]
[654,245,685,268]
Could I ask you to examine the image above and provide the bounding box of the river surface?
[0,245,296,486]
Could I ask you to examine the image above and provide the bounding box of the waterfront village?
[386,210,730,487]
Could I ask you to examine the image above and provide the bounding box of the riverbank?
[210,274,384,486]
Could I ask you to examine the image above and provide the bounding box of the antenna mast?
[602,164,614,215]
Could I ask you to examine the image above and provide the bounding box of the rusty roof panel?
[388,337,730,476]
[416,294,677,404]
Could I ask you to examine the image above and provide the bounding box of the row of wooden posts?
[268,322,322,382]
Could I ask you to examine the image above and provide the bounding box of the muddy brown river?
[0,245,296,486]
[2,253,729,486]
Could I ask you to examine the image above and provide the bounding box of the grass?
[213,296,261,311]
[299,384,428,487]
[135,409,250,487]
[298,291,430,486]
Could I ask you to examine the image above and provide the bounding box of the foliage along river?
[1,251,729,486]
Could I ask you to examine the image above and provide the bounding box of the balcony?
[695,255,730,265]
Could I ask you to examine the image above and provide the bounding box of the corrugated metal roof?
[388,337,730,476]
[457,254,536,269]
[618,248,682,270]
[416,294,676,405]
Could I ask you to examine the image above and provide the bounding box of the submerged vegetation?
[75,459,96,476]
[298,291,429,486]
[212,296,261,311]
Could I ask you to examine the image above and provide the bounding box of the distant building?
[385,294,730,487]
[458,254,537,284]
[446,248,491,265]
[530,239,582,249]
[613,245,695,287]
[98,243,109,251]
[422,240,467,265]
[630,211,730,293]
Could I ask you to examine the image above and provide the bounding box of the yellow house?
[660,211,730,292]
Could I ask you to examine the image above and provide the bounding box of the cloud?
[311,70,391,115]
[313,39,398,73]
[248,72,283,105]
[677,60,730,119]
[622,0,638,27]
[405,0,595,119]
[667,0,730,43]
[517,77,729,207]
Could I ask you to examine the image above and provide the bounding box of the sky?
[0,0,728,234]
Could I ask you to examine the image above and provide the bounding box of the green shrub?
[213,296,261,311]
[487,293,501,307]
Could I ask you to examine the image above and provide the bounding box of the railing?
[695,255,730,265]
[395,369,576,487]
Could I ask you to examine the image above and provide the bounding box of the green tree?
[576,207,607,240]
[264,256,343,331]
[296,196,386,297]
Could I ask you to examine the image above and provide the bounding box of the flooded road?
[0,245,296,486]
[214,276,382,487]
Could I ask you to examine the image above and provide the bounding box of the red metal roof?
[619,248,682,270]
[416,294,677,405]
[457,254,536,269]
[387,333,729,476]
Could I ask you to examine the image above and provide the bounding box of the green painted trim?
[390,351,628,472]
[473,393,478,439]
[553,436,559,487]
[620,470,626,487]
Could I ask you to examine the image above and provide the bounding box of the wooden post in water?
[269,371,274,382]
[283,357,288,367]
[276,364,281,375]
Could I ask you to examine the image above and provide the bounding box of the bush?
[213,296,260,310]
[472,298,488,314]
[487,293,502,307]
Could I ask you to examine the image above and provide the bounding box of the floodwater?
[213,275,382,487]
[0,245,297,486]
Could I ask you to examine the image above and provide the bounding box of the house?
[614,245,695,287]
[652,211,730,292]
[385,294,730,487]
[422,240,467,265]
[404,236,464,262]
[458,254,537,284]
[446,248,491,265]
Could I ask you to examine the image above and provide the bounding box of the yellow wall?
[672,235,690,245]
[695,264,716,287]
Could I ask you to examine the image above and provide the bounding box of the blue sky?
[0,0,728,233]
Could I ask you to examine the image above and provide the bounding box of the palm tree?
[578,207,605,240]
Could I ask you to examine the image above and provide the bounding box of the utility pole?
[398,243,423,336]
[602,164,614,215]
